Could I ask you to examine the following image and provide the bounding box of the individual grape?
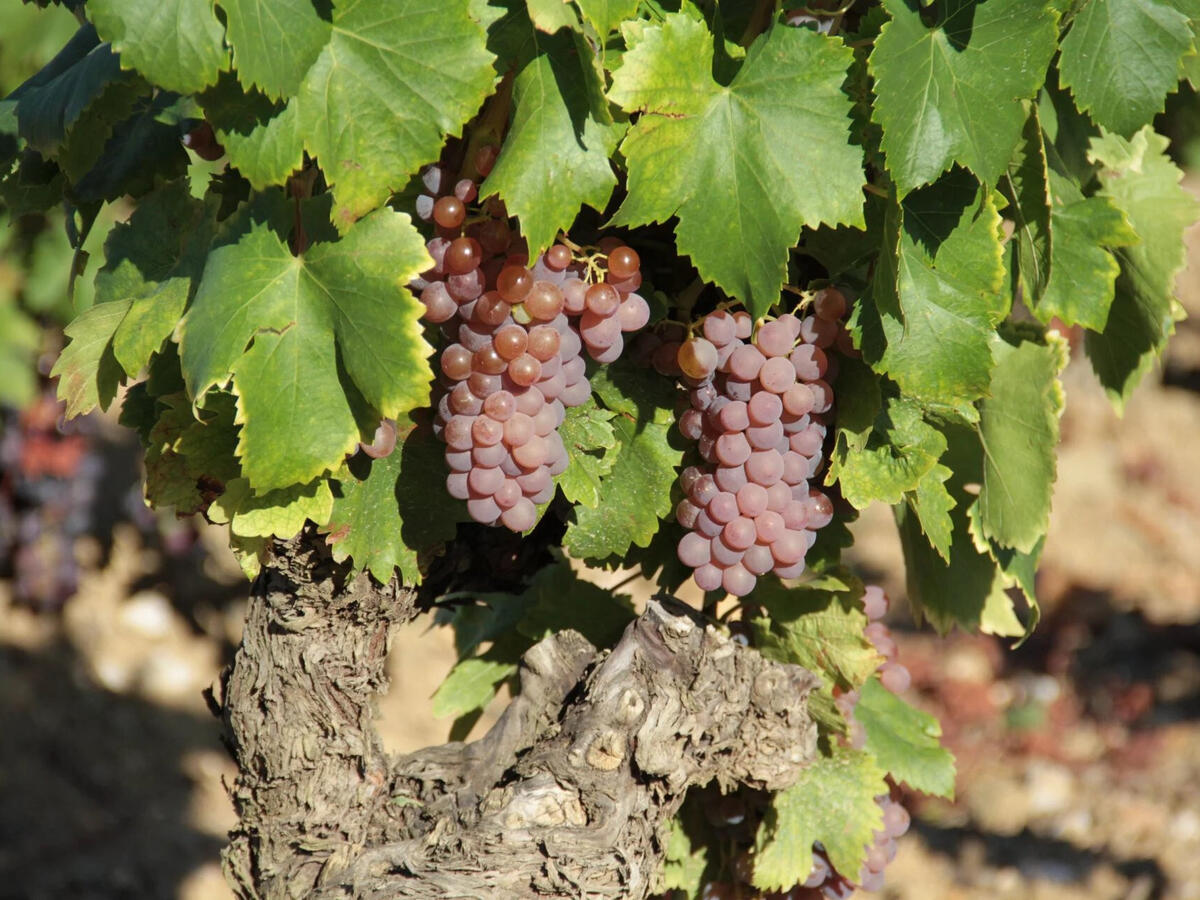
[790,344,828,381]
[585,282,621,316]
[473,291,511,326]
[675,499,701,529]
[747,420,784,451]
[694,510,721,538]
[415,193,435,222]
[617,293,650,332]
[448,383,482,416]
[759,356,797,393]
[472,443,507,468]
[531,402,559,437]
[791,424,825,457]
[728,344,765,380]
[766,481,791,511]
[467,495,501,524]
[513,434,550,468]
[882,800,911,838]
[497,265,533,303]
[782,500,808,530]
[862,585,888,621]
[708,491,739,525]
[441,344,473,380]
[524,281,565,319]
[724,378,752,402]
[809,380,834,414]
[545,243,573,270]
[360,419,397,459]
[800,314,839,348]
[474,144,499,176]
[754,510,785,544]
[503,413,534,447]
[717,400,750,433]
[471,416,504,446]
[679,409,705,441]
[736,483,768,517]
[474,344,509,376]
[446,472,470,499]
[678,532,712,567]
[468,370,503,397]
[443,416,474,450]
[607,245,640,280]
[805,490,834,528]
[562,278,588,314]
[756,320,794,357]
[722,563,755,596]
[508,354,542,387]
[478,218,511,255]
[483,391,516,421]
[493,324,528,360]
[580,309,622,348]
[747,391,783,425]
[677,338,719,380]
[703,310,736,346]
[879,661,911,693]
[722,517,756,551]
[745,450,784,486]
[560,380,591,406]
[420,282,457,323]
[433,195,466,229]
[446,449,472,472]
[733,310,753,339]
[865,622,897,659]
[814,287,847,321]
[447,269,485,302]
[493,479,523,510]
[710,536,743,566]
[782,451,808,486]
[468,465,504,496]
[500,497,537,531]
[783,383,816,416]
[516,466,551,494]
[527,325,561,361]
[715,433,751,466]
[713,464,747,493]
[445,237,483,275]
[743,544,775,575]
[693,564,724,592]
[454,178,478,204]
[771,530,807,566]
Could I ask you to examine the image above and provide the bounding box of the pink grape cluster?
[411,159,649,530]
[671,290,848,596]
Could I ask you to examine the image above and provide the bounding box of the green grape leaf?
[609,14,864,316]
[1032,170,1137,330]
[657,816,708,897]
[431,633,524,719]
[1001,109,1053,307]
[1057,0,1193,137]
[977,335,1068,553]
[753,576,882,693]
[180,209,433,492]
[219,0,331,98]
[856,677,955,799]
[5,25,137,155]
[208,0,494,226]
[514,561,636,646]
[556,398,617,508]
[0,300,41,408]
[141,390,241,515]
[325,415,468,585]
[88,0,228,95]
[866,171,1008,411]
[1083,127,1200,408]
[92,180,213,378]
[563,360,683,560]
[753,747,888,890]
[209,476,334,539]
[482,31,621,255]
[830,395,947,509]
[574,0,638,35]
[869,0,1059,195]
[51,299,128,416]
[906,462,955,562]
[895,424,1034,635]
[525,0,581,32]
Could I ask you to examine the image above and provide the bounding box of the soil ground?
[2,184,1199,899]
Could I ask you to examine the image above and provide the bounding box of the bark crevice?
[220,537,819,900]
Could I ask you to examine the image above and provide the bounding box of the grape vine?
[3,0,1197,896]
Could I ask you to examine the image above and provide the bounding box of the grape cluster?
[669,289,848,596]
[411,156,649,530]
[795,793,910,897]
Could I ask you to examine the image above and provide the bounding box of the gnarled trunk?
[216,536,819,899]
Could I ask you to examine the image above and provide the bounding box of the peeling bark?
[218,537,820,900]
